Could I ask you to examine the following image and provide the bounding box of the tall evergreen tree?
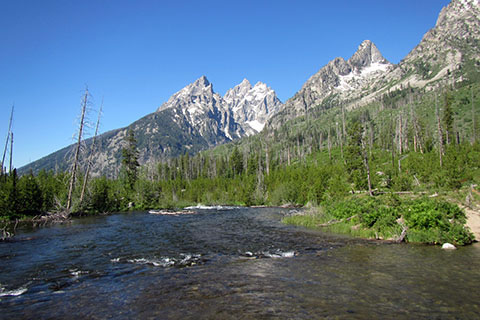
[345,119,367,191]
[230,146,243,177]
[18,172,43,215]
[122,129,140,190]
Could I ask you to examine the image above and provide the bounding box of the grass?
[282,207,379,240]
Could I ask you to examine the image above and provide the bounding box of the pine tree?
[18,172,43,215]
[230,146,243,177]
[122,129,140,190]
[345,119,366,191]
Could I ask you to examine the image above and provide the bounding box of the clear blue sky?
[0,0,450,169]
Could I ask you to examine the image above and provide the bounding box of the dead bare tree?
[9,132,13,174]
[79,98,103,205]
[1,105,14,174]
[410,97,423,153]
[265,143,270,176]
[361,122,373,197]
[66,88,89,213]
[396,113,403,155]
[327,127,332,161]
[435,94,444,167]
[472,86,476,145]
[336,121,344,160]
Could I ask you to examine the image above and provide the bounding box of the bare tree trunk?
[403,111,409,152]
[67,88,89,213]
[287,146,291,166]
[435,94,444,167]
[336,121,344,160]
[391,113,396,173]
[1,105,14,173]
[327,128,332,161]
[369,122,374,158]
[409,98,419,153]
[362,125,373,197]
[265,144,270,176]
[80,100,103,205]
[9,132,13,174]
[296,136,300,158]
[472,86,476,145]
[412,103,418,152]
[397,113,403,155]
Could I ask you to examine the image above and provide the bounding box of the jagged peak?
[239,78,251,87]
[156,75,216,112]
[233,78,253,91]
[192,75,211,88]
[323,57,351,76]
[224,78,252,100]
[186,75,215,95]
[348,40,388,69]
[253,81,268,89]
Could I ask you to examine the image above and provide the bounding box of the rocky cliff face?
[156,76,242,143]
[271,40,393,125]
[224,79,283,135]
[399,0,480,87]
[156,75,282,140]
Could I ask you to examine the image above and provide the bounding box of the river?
[1,207,479,319]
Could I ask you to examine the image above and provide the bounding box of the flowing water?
[1,207,480,319]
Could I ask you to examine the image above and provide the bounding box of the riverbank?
[282,195,476,246]
[466,207,480,240]
[2,193,477,247]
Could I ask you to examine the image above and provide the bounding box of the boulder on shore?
[441,243,456,250]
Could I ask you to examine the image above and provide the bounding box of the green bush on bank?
[284,196,475,245]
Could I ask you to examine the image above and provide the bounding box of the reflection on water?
[0,208,479,319]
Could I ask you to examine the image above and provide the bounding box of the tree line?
[0,83,479,220]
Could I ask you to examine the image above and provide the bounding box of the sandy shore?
[465,207,480,241]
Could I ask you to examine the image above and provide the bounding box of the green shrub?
[313,196,474,245]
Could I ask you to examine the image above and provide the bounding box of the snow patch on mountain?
[337,61,391,92]
[246,120,265,132]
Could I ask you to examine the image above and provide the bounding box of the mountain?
[20,0,479,176]
[156,76,243,143]
[270,0,480,127]
[20,76,282,176]
[399,0,480,87]
[271,40,393,125]
[224,79,283,135]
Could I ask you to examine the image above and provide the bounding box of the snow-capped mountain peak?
[224,79,283,134]
[348,40,388,70]
[271,40,392,124]
[155,76,282,142]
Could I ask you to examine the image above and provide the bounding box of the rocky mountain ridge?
[156,75,283,138]
[271,40,393,125]
[270,0,480,127]
[20,0,479,176]
[20,76,282,176]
